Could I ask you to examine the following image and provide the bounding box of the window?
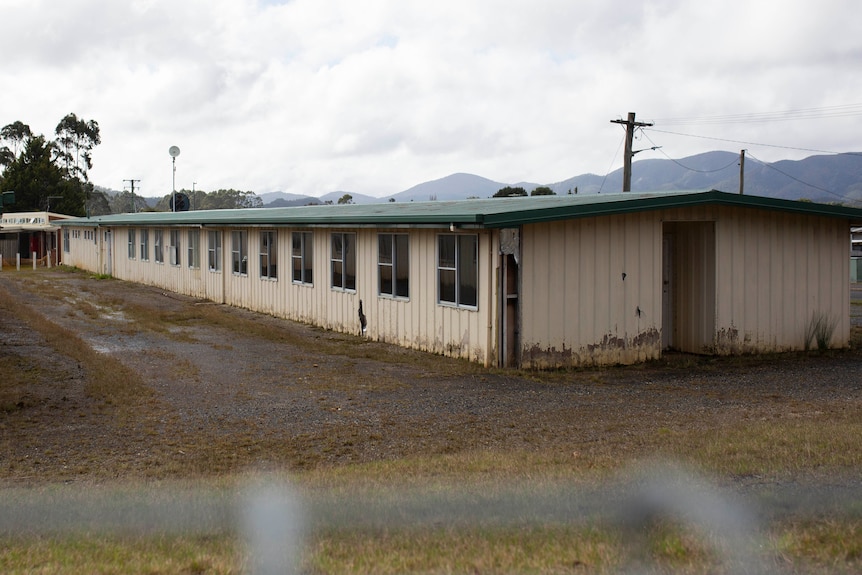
[188,229,200,269]
[140,229,149,261]
[154,230,164,263]
[128,229,136,259]
[231,230,248,275]
[208,230,222,272]
[292,231,313,285]
[63,229,70,253]
[378,233,409,298]
[438,234,478,308]
[260,230,277,280]
[169,229,181,266]
[330,232,356,290]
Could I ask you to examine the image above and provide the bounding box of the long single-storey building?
[57,190,862,368]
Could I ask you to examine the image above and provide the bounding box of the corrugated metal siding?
[660,205,849,353]
[62,227,102,272]
[66,223,497,366]
[710,206,849,352]
[519,212,662,368]
[63,200,851,368]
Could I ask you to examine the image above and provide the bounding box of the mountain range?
[141,151,862,208]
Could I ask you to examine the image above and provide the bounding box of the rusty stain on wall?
[521,327,661,369]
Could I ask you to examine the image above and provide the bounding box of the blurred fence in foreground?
[1,463,861,574]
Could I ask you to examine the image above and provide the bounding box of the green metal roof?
[59,190,862,228]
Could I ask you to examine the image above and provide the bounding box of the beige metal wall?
[662,205,850,353]
[62,226,102,272]
[518,205,851,368]
[63,202,851,369]
[65,223,498,366]
[519,212,663,368]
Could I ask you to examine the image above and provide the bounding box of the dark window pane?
[458,235,478,306]
[379,263,393,295]
[438,235,455,269]
[439,269,456,303]
[395,234,409,298]
[378,234,392,264]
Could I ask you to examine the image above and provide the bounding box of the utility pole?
[124,179,140,212]
[610,112,653,192]
[738,150,745,195]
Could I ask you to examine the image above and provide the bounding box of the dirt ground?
[2,268,862,486]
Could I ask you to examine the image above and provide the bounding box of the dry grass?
[2,268,862,573]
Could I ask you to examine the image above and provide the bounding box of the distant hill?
[388,173,507,202]
[319,191,378,205]
[583,151,862,203]
[127,151,862,210]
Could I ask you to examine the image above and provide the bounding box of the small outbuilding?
[58,190,862,368]
[1,211,71,267]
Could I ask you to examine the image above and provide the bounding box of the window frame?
[330,232,356,291]
[128,229,136,260]
[231,230,248,276]
[437,234,479,309]
[140,229,149,261]
[169,229,181,266]
[378,233,409,299]
[291,231,313,285]
[259,230,278,280]
[187,229,200,269]
[208,230,222,272]
[154,229,164,264]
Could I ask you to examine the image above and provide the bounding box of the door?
[662,233,673,349]
[499,228,520,367]
[102,229,112,276]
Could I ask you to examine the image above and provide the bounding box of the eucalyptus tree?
[0,121,32,167]
[54,113,101,182]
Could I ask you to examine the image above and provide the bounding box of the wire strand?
[641,132,740,174]
[651,103,862,126]
[599,132,625,194]
[745,151,862,206]
[644,127,862,156]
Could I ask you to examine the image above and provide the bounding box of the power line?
[598,131,626,194]
[744,151,862,205]
[641,132,740,174]
[644,127,862,157]
[650,103,862,126]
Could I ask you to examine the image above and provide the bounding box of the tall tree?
[0,135,87,215]
[0,121,32,167]
[54,113,101,182]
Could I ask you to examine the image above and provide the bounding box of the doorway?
[499,228,520,367]
[662,222,716,353]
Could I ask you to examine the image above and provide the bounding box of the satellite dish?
[168,145,181,157]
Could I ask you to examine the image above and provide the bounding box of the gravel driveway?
[2,269,862,486]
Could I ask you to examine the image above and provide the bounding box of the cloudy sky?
[2,0,861,198]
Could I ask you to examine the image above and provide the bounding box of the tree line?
[0,114,100,216]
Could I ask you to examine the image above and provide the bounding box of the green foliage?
[107,190,151,214]
[493,186,527,198]
[531,186,555,196]
[54,113,101,182]
[337,193,353,205]
[803,311,837,352]
[154,188,262,211]
[0,135,88,216]
[0,114,99,216]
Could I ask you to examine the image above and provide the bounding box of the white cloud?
[1,0,861,198]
